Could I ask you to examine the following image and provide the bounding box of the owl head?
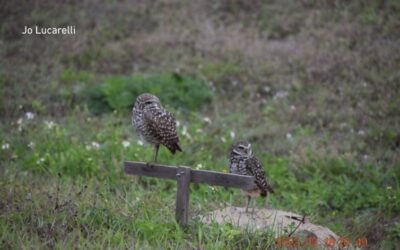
[230,141,253,158]
[135,93,161,110]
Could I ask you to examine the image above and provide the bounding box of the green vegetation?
[1,0,400,249]
[85,73,213,114]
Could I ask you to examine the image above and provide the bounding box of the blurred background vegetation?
[1,0,399,249]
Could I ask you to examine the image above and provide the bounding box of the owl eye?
[145,101,153,105]
[238,145,245,149]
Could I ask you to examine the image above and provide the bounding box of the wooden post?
[175,167,191,226]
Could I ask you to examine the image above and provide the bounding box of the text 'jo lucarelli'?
[22,26,76,35]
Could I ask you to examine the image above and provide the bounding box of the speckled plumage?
[229,141,274,211]
[132,93,182,161]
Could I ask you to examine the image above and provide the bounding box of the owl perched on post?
[132,93,182,162]
[228,141,274,212]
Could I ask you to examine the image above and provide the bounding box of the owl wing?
[246,157,274,196]
[144,108,182,153]
[132,107,142,131]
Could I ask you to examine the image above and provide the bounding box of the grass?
[84,72,213,114]
[1,110,399,248]
[1,0,400,249]
[0,112,280,249]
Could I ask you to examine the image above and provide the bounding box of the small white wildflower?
[361,81,368,87]
[182,125,192,140]
[263,86,271,93]
[137,140,144,146]
[363,154,369,160]
[231,80,238,86]
[286,133,292,140]
[26,192,32,201]
[387,186,392,190]
[87,157,93,161]
[28,142,35,148]
[176,120,181,127]
[196,128,204,133]
[230,131,235,139]
[358,130,365,136]
[203,117,212,124]
[17,118,23,125]
[25,112,35,120]
[196,163,203,170]
[273,91,288,100]
[122,140,131,148]
[182,125,188,136]
[36,157,45,164]
[1,143,10,150]
[221,137,226,143]
[185,133,192,140]
[339,122,348,129]
[290,105,296,111]
[91,141,100,149]
[210,186,216,191]
[44,120,55,129]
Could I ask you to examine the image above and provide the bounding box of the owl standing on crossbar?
[228,141,274,212]
[132,93,182,162]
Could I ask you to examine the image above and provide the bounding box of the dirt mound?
[199,206,339,247]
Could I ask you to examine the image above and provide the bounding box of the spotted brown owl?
[229,141,274,212]
[132,93,182,162]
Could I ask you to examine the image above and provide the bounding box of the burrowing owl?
[132,93,182,162]
[228,141,274,212]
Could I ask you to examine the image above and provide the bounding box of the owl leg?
[154,144,160,162]
[245,196,251,213]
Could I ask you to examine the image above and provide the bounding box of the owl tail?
[260,183,275,197]
[166,142,182,154]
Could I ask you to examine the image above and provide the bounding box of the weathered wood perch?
[124,161,257,225]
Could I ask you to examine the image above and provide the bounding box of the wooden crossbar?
[124,161,257,189]
[124,161,257,225]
